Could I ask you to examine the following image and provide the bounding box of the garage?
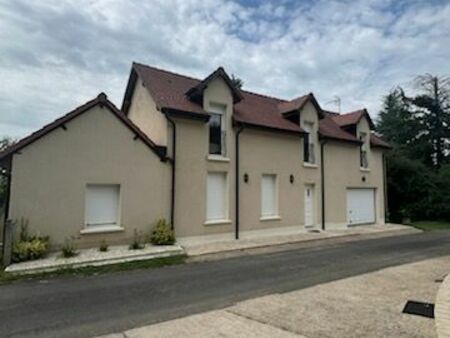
[346,188,376,225]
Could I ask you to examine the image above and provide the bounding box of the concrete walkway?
[5,244,184,274]
[98,255,449,338]
[179,223,418,257]
[436,271,450,337]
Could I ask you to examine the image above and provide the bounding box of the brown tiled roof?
[132,63,208,116]
[0,93,166,161]
[234,91,303,133]
[371,134,392,149]
[125,63,388,147]
[325,109,390,148]
[332,109,375,129]
[319,116,361,144]
[278,94,310,114]
[130,63,303,134]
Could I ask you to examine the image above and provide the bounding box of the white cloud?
[0,0,449,138]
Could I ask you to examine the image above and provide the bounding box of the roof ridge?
[133,62,201,82]
[339,109,366,116]
[133,62,292,103]
[0,93,165,161]
[241,89,288,102]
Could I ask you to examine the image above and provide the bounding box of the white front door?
[304,185,314,227]
[347,188,375,225]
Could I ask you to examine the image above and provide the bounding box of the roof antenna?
[326,96,341,113]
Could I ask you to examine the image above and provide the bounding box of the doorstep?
[178,223,420,257]
[4,244,184,275]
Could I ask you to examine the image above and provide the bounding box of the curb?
[436,272,450,338]
[185,227,420,261]
[5,247,185,275]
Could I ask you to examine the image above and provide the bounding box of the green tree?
[410,74,450,168]
[385,149,435,222]
[431,164,450,221]
[231,74,243,89]
[0,137,16,208]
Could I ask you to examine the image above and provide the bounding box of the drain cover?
[402,301,434,318]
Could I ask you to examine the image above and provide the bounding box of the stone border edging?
[436,272,450,337]
[5,246,185,275]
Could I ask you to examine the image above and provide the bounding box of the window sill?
[303,163,318,169]
[204,219,232,226]
[360,168,371,172]
[260,215,281,221]
[80,225,124,235]
[207,155,230,162]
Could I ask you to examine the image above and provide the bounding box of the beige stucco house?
[0,63,390,249]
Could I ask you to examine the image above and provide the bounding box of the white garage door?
[347,188,375,225]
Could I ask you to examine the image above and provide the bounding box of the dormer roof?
[331,109,375,129]
[185,66,243,104]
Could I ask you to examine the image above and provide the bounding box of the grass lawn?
[0,254,186,285]
[411,221,450,231]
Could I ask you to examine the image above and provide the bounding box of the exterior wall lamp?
[243,173,249,183]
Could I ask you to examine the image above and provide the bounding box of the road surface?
[1,231,450,338]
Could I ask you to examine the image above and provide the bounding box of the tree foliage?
[377,74,450,222]
[410,75,450,168]
[231,74,243,89]
[0,137,16,208]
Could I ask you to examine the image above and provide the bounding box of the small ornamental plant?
[99,240,109,252]
[12,219,50,263]
[61,237,77,258]
[129,229,144,250]
[150,219,175,245]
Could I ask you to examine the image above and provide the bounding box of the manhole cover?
[402,300,434,318]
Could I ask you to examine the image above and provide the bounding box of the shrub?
[11,219,50,263]
[61,238,77,258]
[12,238,49,263]
[150,219,175,245]
[99,240,109,252]
[129,229,144,250]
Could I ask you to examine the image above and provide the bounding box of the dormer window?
[359,132,369,168]
[303,121,315,164]
[208,103,226,156]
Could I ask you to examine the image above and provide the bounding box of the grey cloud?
[0,0,449,138]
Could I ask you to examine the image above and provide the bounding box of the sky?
[1,0,450,139]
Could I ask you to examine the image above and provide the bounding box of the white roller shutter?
[207,173,227,220]
[261,175,277,216]
[85,185,120,227]
[347,188,375,225]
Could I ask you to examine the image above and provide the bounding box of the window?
[359,132,369,168]
[303,121,315,164]
[85,184,120,228]
[261,174,278,217]
[206,173,227,221]
[208,104,226,156]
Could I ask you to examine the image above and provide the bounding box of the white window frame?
[208,103,227,157]
[205,172,230,225]
[359,132,369,169]
[302,121,315,164]
[83,184,123,234]
[260,174,279,220]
